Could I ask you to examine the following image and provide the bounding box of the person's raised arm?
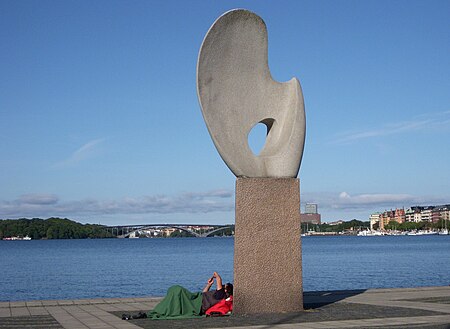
[203,276,214,292]
[213,272,223,291]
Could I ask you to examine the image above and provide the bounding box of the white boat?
[407,230,438,236]
[357,230,384,236]
[2,235,31,240]
[420,230,438,235]
[439,229,449,235]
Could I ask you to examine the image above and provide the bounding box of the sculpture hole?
[248,121,273,156]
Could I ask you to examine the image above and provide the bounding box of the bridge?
[105,224,234,238]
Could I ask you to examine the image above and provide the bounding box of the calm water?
[1,235,449,301]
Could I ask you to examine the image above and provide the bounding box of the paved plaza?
[1,286,449,328]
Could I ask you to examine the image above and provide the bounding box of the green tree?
[0,218,114,239]
[170,230,194,238]
[46,227,55,239]
[385,220,399,230]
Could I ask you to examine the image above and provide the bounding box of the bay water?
[1,235,449,302]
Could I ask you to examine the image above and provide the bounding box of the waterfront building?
[432,208,441,223]
[328,220,344,226]
[369,213,381,230]
[372,204,450,227]
[301,203,321,224]
[380,211,392,229]
[414,211,422,222]
[421,207,433,222]
[405,208,415,222]
[394,208,405,223]
[433,205,450,223]
[441,207,450,222]
[161,227,177,236]
[377,208,406,229]
[405,206,424,222]
[305,203,318,214]
[301,213,321,224]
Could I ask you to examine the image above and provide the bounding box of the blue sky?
[1,0,449,225]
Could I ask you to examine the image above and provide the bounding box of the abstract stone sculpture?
[197,9,304,314]
[197,9,306,178]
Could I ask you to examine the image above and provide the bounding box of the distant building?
[373,208,406,229]
[328,220,344,226]
[420,206,433,222]
[301,203,321,224]
[369,213,381,230]
[372,204,450,228]
[433,205,450,223]
[305,203,318,214]
[301,213,321,225]
[393,208,405,223]
[405,208,417,222]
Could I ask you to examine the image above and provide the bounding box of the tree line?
[302,219,370,233]
[0,218,114,240]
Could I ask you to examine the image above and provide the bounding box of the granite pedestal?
[233,177,303,314]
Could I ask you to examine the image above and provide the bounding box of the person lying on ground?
[203,273,233,317]
[143,271,233,320]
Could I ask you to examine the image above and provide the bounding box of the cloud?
[301,191,449,213]
[336,192,416,208]
[18,194,59,205]
[53,138,105,168]
[0,189,234,219]
[332,111,450,144]
[179,190,233,199]
[3,190,448,223]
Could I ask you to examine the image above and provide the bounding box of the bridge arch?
[116,224,233,238]
[202,226,233,237]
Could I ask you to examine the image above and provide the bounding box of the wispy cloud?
[3,190,448,222]
[332,111,450,144]
[53,138,105,168]
[0,189,234,219]
[18,194,59,205]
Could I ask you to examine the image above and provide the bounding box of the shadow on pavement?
[303,289,367,308]
[115,289,446,328]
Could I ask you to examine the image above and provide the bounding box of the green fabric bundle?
[147,285,203,320]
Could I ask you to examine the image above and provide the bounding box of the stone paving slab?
[42,300,61,306]
[0,315,63,328]
[29,306,50,316]
[26,300,43,307]
[10,306,30,317]
[0,309,11,318]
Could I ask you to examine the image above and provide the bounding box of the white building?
[305,203,318,214]
[369,213,380,230]
[421,208,433,222]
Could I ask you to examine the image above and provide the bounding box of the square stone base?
[233,177,303,314]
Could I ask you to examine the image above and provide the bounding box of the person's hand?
[213,271,219,278]
[207,277,214,285]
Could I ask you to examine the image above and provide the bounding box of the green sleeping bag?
[147,285,203,320]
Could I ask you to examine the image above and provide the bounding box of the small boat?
[421,230,438,235]
[407,230,438,236]
[357,230,384,236]
[2,236,31,241]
